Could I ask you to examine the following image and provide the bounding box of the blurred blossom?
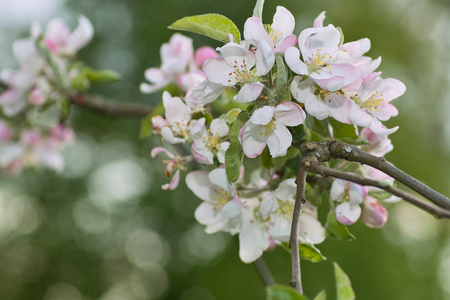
[73,199,111,234]
[0,193,42,236]
[43,282,84,300]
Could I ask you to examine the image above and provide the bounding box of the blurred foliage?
[0,0,449,299]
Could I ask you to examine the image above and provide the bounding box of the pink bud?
[21,130,41,147]
[194,46,218,68]
[28,88,46,106]
[0,121,12,142]
[151,115,169,131]
[50,125,75,143]
[362,196,388,228]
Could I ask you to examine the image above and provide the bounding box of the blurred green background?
[0,0,450,299]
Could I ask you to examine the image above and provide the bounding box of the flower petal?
[233,82,264,103]
[274,102,306,126]
[267,123,292,157]
[186,170,211,201]
[255,39,275,76]
[285,47,308,75]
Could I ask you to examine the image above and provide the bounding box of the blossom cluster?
[145,7,405,262]
[0,17,94,172]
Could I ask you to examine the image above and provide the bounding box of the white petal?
[202,57,235,86]
[268,215,291,243]
[234,82,264,103]
[240,122,267,158]
[274,102,306,126]
[255,39,275,76]
[298,214,326,244]
[186,170,211,201]
[66,16,94,53]
[260,193,278,219]
[272,6,295,42]
[275,178,297,201]
[335,202,361,225]
[330,179,346,202]
[250,106,275,125]
[285,47,308,75]
[239,211,270,263]
[267,123,292,158]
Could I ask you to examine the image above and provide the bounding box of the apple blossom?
[361,196,388,228]
[158,91,192,144]
[331,179,368,225]
[151,146,191,190]
[239,102,306,158]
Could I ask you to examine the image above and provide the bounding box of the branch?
[254,258,276,286]
[69,93,153,118]
[328,142,450,210]
[307,162,450,219]
[290,166,307,294]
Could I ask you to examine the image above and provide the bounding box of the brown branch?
[69,93,153,118]
[298,141,450,211]
[290,166,307,294]
[307,162,450,219]
[328,142,450,210]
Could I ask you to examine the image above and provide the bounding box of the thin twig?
[290,166,307,294]
[254,258,276,286]
[308,162,450,219]
[69,93,153,118]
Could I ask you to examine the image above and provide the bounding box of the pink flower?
[348,72,406,135]
[43,16,94,55]
[239,102,306,158]
[362,196,388,228]
[331,179,368,225]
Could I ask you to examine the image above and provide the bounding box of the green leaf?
[328,118,366,145]
[299,244,326,263]
[275,54,288,100]
[325,210,355,241]
[83,68,121,83]
[27,102,61,128]
[139,102,165,139]
[168,14,241,44]
[252,0,265,20]
[225,111,249,183]
[221,108,241,124]
[266,284,309,300]
[70,72,90,91]
[313,290,326,300]
[289,124,306,144]
[260,147,273,169]
[304,115,329,142]
[334,262,355,300]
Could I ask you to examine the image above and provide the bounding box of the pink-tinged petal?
[290,76,315,104]
[369,119,398,136]
[349,183,365,205]
[250,106,275,125]
[371,78,406,102]
[162,169,180,190]
[299,25,340,60]
[218,42,256,68]
[298,214,326,244]
[336,202,361,225]
[222,194,242,218]
[313,11,326,28]
[255,39,275,76]
[330,179,346,202]
[177,71,206,92]
[234,82,264,103]
[362,196,387,228]
[12,39,42,73]
[240,122,268,158]
[151,115,168,130]
[359,56,381,76]
[285,47,308,75]
[274,102,306,126]
[186,79,225,107]
[372,102,398,121]
[314,76,345,91]
[45,18,70,52]
[340,38,371,58]
[28,88,45,106]
[267,123,292,157]
[151,147,174,159]
[140,81,168,94]
[260,193,277,219]
[239,211,270,263]
[303,93,329,120]
[186,170,211,201]
[273,35,297,54]
[0,122,12,142]
[190,118,207,141]
[194,46,218,67]
[162,92,191,125]
[327,94,351,124]
[0,89,27,116]
[316,64,364,91]
[272,6,295,42]
[66,16,94,53]
[202,57,235,86]
[145,68,166,83]
[191,145,214,165]
[210,119,229,137]
[243,17,273,48]
[348,102,372,127]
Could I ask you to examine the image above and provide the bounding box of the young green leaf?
[328,118,366,145]
[252,0,265,20]
[325,210,355,241]
[275,54,288,99]
[266,284,309,300]
[334,262,355,300]
[83,68,121,83]
[225,111,249,182]
[168,14,241,44]
[313,290,327,300]
[299,244,327,263]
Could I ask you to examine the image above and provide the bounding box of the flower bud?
[194,46,218,68]
[362,196,388,228]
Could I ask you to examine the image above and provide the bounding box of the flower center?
[206,130,222,150]
[228,59,254,84]
[260,120,277,136]
[264,24,282,45]
[276,200,294,219]
[360,92,385,112]
[210,185,231,210]
[307,48,332,74]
